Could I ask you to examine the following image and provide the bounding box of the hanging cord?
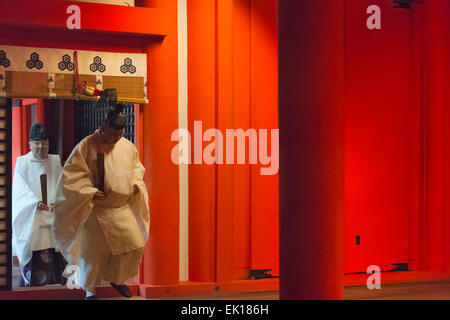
[74,51,80,96]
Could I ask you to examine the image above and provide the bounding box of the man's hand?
[133,185,139,195]
[37,201,50,211]
[94,190,105,200]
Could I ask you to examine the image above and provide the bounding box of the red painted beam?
[0,0,169,36]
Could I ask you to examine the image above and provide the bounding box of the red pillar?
[421,0,448,272]
[136,0,180,285]
[186,0,217,282]
[20,102,32,156]
[11,103,22,175]
[278,1,345,299]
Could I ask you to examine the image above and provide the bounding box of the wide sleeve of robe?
[12,156,39,267]
[130,144,150,242]
[53,141,98,265]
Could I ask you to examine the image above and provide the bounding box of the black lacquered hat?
[29,122,48,141]
[95,88,127,130]
[105,103,127,130]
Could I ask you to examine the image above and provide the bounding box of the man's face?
[30,139,49,159]
[101,124,124,145]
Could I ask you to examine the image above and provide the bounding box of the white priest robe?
[53,130,149,291]
[12,152,63,268]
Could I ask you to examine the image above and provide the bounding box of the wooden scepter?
[40,174,47,206]
[97,153,105,192]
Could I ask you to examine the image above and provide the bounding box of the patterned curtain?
[74,100,135,144]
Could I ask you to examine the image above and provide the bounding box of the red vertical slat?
[249,0,279,276]
[186,0,217,282]
[137,0,181,285]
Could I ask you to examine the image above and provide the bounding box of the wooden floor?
[344,281,450,300]
[12,265,450,300]
[105,280,450,300]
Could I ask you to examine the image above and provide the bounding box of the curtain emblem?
[0,50,10,68]
[90,56,106,73]
[26,52,44,70]
[120,58,136,74]
[58,54,75,71]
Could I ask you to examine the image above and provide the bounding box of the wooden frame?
[0,98,12,291]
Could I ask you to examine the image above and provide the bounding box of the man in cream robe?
[12,122,66,286]
[54,104,149,299]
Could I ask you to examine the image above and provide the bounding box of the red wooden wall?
[344,0,412,273]
[187,0,279,282]
[420,0,450,272]
[344,0,450,273]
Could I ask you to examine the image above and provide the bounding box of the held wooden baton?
[40,174,47,205]
[97,153,105,192]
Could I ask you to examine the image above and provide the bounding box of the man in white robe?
[54,104,149,300]
[12,122,66,286]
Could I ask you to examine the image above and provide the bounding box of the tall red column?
[421,0,448,272]
[136,0,180,285]
[278,1,345,299]
[186,0,218,283]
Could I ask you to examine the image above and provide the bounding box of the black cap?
[29,122,48,141]
[105,103,127,130]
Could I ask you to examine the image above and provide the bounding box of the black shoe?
[110,283,133,298]
[85,295,98,300]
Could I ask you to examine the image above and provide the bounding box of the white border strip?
[178,0,189,282]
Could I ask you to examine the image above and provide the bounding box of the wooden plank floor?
[105,280,450,300]
[344,281,450,300]
[166,280,450,300]
[12,265,450,300]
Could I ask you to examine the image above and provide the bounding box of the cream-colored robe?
[53,131,149,290]
[12,152,62,268]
